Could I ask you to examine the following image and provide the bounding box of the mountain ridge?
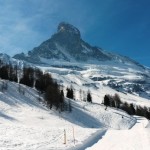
[13,22,142,67]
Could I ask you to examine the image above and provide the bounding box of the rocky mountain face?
[13,22,147,70]
[13,22,113,63]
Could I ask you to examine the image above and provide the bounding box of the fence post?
[64,129,66,144]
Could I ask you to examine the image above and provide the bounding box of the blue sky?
[0,0,150,66]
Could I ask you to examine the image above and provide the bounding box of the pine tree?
[66,86,74,99]
[104,95,110,110]
[87,90,92,103]
[129,103,135,115]
[66,87,70,98]
[20,67,34,87]
[60,90,64,112]
[0,65,9,80]
[45,85,56,109]
[121,102,130,114]
[113,93,121,109]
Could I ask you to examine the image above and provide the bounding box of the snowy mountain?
[12,22,150,99]
[13,22,146,68]
[13,22,110,63]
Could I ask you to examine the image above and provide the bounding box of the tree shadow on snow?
[0,111,17,121]
[61,105,105,128]
[0,83,47,111]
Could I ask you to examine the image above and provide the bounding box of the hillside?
[0,80,137,150]
[36,63,150,108]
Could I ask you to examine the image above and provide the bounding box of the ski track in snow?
[86,116,150,150]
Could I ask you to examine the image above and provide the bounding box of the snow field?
[0,123,99,150]
[0,80,136,149]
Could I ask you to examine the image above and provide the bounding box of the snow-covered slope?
[0,80,136,150]
[35,62,150,108]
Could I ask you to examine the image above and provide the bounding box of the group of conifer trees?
[103,93,150,120]
[66,86,92,103]
[0,59,93,113]
[0,60,67,112]
[0,60,18,82]
[66,86,74,99]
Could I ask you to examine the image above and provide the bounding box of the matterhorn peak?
[14,21,146,67]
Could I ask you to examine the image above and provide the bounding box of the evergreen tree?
[35,72,53,93]
[70,88,74,99]
[87,90,92,103]
[104,95,110,110]
[59,90,64,111]
[135,106,143,116]
[0,65,9,80]
[113,93,121,109]
[66,86,74,99]
[20,67,34,87]
[110,99,115,107]
[121,102,131,114]
[66,87,70,98]
[129,103,135,115]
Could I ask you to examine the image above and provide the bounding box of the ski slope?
[86,116,150,150]
[0,80,136,150]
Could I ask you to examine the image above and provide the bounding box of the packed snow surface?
[86,116,150,150]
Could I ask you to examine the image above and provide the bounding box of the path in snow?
[67,129,107,150]
[86,116,150,150]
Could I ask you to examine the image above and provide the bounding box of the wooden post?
[64,129,66,144]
